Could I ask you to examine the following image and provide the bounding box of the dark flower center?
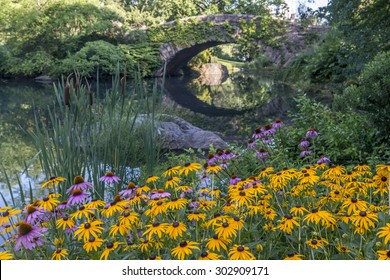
[222,222,229,228]
[184,163,191,167]
[56,249,62,254]
[43,197,49,202]
[285,214,293,219]
[311,239,318,245]
[334,190,340,195]
[173,222,179,227]
[127,182,136,189]
[381,177,387,182]
[84,223,91,229]
[27,206,36,215]
[180,241,187,247]
[213,234,219,239]
[149,254,156,260]
[107,242,114,249]
[152,222,160,227]
[311,208,318,213]
[105,171,114,177]
[89,236,95,242]
[72,189,82,196]
[50,176,57,180]
[387,251,390,258]
[157,201,163,206]
[79,206,85,211]
[234,217,240,222]
[201,252,208,258]
[237,245,244,252]
[351,198,358,203]
[359,211,367,217]
[239,191,246,196]
[74,176,85,184]
[18,222,33,236]
[287,252,294,257]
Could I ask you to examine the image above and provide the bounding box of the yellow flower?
[284,252,304,260]
[37,194,60,211]
[306,237,328,250]
[215,221,238,239]
[290,205,308,216]
[351,211,378,231]
[119,211,140,226]
[70,205,94,220]
[162,166,181,177]
[51,248,68,260]
[206,164,222,174]
[376,164,390,173]
[179,162,202,176]
[206,234,231,252]
[258,167,274,179]
[199,251,220,260]
[341,197,369,215]
[165,177,181,189]
[228,244,256,260]
[336,243,350,253]
[145,201,168,217]
[109,222,132,237]
[41,176,66,189]
[0,251,13,260]
[303,208,336,228]
[228,216,245,230]
[85,199,106,209]
[230,188,254,207]
[322,165,346,181]
[187,211,206,222]
[100,241,122,260]
[101,200,126,218]
[377,223,390,244]
[277,215,300,234]
[56,216,75,230]
[166,221,187,240]
[74,220,104,242]
[138,238,155,252]
[83,236,103,253]
[0,207,21,226]
[146,175,159,184]
[171,241,199,260]
[377,250,390,260]
[143,222,168,240]
[372,172,389,195]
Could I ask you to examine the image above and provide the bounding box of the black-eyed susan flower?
[163,166,181,177]
[351,211,378,231]
[83,236,103,253]
[100,241,122,260]
[215,221,237,239]
[372,172,389,195]
[143,222,168,240]
[171,241,199,260]
[336,243,350,253]
[138,238,155,252]
[179,162,202,176]
[0,251,13,260]
[166,221,187,240]
[52,248,68,260]
[230,189,254,207]
[167,197,187,211]
[74,220,104,242]
[41,176,66,189]
[321,164,346,181]
[377,223,390,245]
[85,199,106,209]
[198,251,220,260]
[306,237,328,250]
[198,199,217,211]
[228,244,256,260]
[262,207,277,221]
[228,216,245,230]
[165,177,181,189]
[206,164,222,174]
[290,205,308,216]
[145,200,168,217]
[37,193,60,211]
[206,234,231,252]
[284,252,304,260]
[187,211,206,222]
[101,199,126,218]
[109,222,131,237]
[258,167,274,179]
[303,208,336,228]
[263,222,276,232]
[148,254,162,260]
[119,211,140,226]
[71,205,94,220]
[277,214,300,234]
[146,175,159,184]
[136,185,151,195]
[341,197,369,215]
[56,215,75,230]
[376,164,390,173]
[377,250,390,260]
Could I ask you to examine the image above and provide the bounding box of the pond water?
[0,70,297,206]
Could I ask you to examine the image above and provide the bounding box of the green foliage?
[333,51,390,141]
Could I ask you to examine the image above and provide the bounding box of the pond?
[0,70,297,206]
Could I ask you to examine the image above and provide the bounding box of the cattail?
[85,77,93,106]
[64,73,72,107]
[74,71,80,95]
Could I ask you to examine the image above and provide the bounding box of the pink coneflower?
[247,139,256,149]
[262,137,272,144]
[56,200,70,210]
[68,189,91,206]
[119,182,137,199]
[229,174,241,185]
[66,176,93,194]
[306,128,318,139]
[207,153,218,165]
[188,199,199,209]
[252,127,263,139]
[222,149,235,160]
[299,139,310,149]
[256,148,269,159]
[99,171,121,184]
[317,156,331,164]
[150,189,171,199]
[220,161,229,168]
[180,188,194,198]
[24,205,45,225]
[300,150,311,158]
[15,222,47,250]
[262,124,276,136]
[272,118,283,129]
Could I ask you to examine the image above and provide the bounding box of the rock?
[198,63,229,85]
[136,114,228,150]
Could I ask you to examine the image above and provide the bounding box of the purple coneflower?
[66,176,93,194]
[317,156,331,164]
[262,124,276,136]
[247,139,256,149]
[229,174,241,185]
[256,148,269,159]
[220,161,229,168]
[252,127,263,139]
[15,222,47,250]
[222,149,235,160]
[272,118,283,129]
[150,189,171,199]
[207,153,218,165]
[119,182,137,199]
[56,200,70,210]
[99,171,121,184]
[262,137,272,144]
[24,205,45,225]
[67,189,91,206]
[180,188,194,198]
[300,150,311,158]
[299,139,310,149]
[188,199,199,209]
[306,128,318,139]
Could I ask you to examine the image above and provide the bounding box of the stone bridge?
[126,14,327,76]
